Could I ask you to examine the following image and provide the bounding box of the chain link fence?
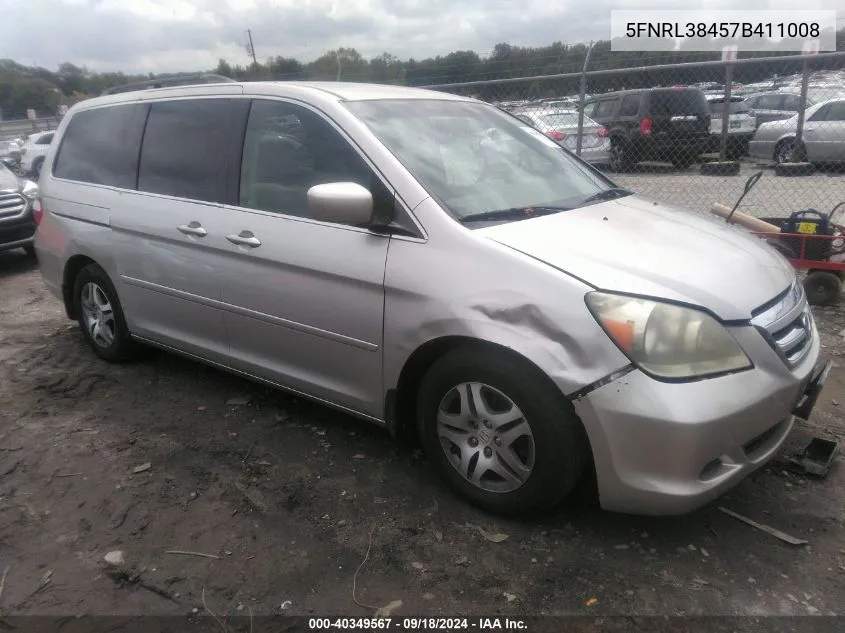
[424,51,845,221]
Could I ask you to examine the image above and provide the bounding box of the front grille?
[0,192,26,221]
[751,281,814,367]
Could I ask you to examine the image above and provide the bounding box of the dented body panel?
[383,197,632,399]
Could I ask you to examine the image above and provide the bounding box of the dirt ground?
[1,248,844,621]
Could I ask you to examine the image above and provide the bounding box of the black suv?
[582,87,711,171]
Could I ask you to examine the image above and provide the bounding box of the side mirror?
[307,182,373,225]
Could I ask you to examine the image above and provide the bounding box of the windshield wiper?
[458,205,572,224]
[579,187,633,205]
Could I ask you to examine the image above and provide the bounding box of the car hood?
[477,195,794,321]
[0,167,19,192]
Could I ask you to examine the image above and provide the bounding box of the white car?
[20,131,56,178]
[705,95,757,159]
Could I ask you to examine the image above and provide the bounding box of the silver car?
[511,108,611,164]
[34,81,829,516]
[749,97,845,164]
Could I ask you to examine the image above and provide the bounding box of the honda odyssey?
[33,80,830,516]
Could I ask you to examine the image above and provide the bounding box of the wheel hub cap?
[436,382,535,493]
[80,282,115,348]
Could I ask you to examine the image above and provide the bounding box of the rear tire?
[31,157,44,179]
[803,271,841,307]
[609,139,633,172]
[73,263,139,362]
[416,347,588,516]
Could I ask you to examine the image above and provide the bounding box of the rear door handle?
[226,231,261,248]
[177,222,207,237]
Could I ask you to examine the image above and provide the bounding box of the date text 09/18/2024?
[308,618,528,630]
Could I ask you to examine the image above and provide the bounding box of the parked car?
[704,95,756,158]
[0,139,21,158]
[743,91,807,128]
[748,97,845,165]
[582,86,711,171]
[510,108,611,164]
[20,130,55,178]
[34,81,828,517]
[0,162,39,255]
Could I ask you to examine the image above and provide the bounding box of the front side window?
[345,99,615,224]
[36,133,54,145]
[52,104,148,188]
[239,99,374,221]
[137,98,248,203]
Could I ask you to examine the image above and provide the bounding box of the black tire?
[23,244,36,257]
[774,138,805,165]
[775,162,814,177]
[671,155,695,170]
[609,139,632,173]
[73,263,138,361]
[700,161,740,176]
[803,271,841,307]
[416,348,588,516]
[31,157,44,179]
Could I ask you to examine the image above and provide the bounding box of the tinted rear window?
[53,104,149,188]
[137,99,248,204]
[709,99,752,114]
[648,89,709,116]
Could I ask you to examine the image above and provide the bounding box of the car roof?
[71,81,472,114]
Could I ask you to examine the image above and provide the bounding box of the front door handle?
[226,231,261,248]
[177,222,207,237]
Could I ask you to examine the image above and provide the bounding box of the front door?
[217,99,390,418]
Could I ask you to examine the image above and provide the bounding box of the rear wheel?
[416,348,588,516]
[31,157,44,179]
[609,139,632,172]
[73,263,139,361]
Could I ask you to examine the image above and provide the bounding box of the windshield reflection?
[345,99,614,224]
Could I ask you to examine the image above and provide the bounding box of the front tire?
[416,348,588,516]
[73,263,138,361]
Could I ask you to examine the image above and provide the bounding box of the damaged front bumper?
[572,356,830,516]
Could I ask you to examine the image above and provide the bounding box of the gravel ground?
[0,232,844,621]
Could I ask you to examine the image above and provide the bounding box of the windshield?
[345,99,613,223]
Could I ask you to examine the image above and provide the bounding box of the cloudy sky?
[0,0,841,73]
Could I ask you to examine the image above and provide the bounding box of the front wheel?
[416,348,589,516]
[774,138,805,165]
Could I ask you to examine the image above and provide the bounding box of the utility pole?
[246,29,258,66]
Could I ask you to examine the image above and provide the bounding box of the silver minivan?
[33,81,830,516]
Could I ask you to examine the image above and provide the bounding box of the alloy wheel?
[80,282,115,348]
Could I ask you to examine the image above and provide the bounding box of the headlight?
[585,292,752,380]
